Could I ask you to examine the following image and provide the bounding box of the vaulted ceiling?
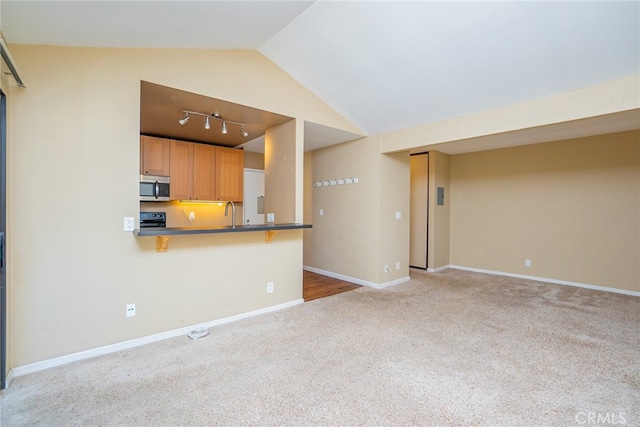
[2,1,638,151]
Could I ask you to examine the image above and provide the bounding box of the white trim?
[378,275,411,289]
[448,265,640,297]
[5,369,16,388]
[0,31,26,87]
[303,265,410,289]
[427,265,451,273]
[6,299,304,384]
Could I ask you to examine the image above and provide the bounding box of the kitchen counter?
[133,223,312,237]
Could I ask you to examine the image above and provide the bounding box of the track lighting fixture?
[178,113,190,125]
[177,110,248,137]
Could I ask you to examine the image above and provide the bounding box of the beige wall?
[303,151,314,263]
[379,151,410,282]
[265,120,297,223]
[304,137,381,283]
[6,45,356,368]
[428,151,450,270]
[450,130,640,292]
[244,151,264,170]
[304,136,409,285]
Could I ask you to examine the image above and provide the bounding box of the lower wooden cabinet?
[167,138,243,202]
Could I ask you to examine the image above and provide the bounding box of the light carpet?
[2,269,639,426]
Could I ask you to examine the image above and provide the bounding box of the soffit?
[414,109,640,156]
[140,81,293,148]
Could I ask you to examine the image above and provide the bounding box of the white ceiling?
[2,0,639,152]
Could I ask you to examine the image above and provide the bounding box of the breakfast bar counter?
[134,223,311,237]
[134,223,311,251]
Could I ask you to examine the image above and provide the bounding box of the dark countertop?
[133,223,312,237]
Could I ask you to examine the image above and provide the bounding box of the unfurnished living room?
[0,1,638,426]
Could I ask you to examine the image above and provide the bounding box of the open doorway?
[410,153,428,269]
[1,90,7,389]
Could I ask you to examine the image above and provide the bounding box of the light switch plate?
[124,217,134,232]
[267,213,275,223]
[395,211,402,220]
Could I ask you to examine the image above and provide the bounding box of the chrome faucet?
[224,200,236,228]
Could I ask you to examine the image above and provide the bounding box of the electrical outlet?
[267,213,275,223]
[126,303,136,317]
[384,264,390,272]
[124,217,134,232]
[525,259,531,267]
[189,212,195,220]
[396,261,401,270]
[267,282,274,293]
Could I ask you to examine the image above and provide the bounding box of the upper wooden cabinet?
[169,140,194,200]
[193,144,217,201]
[216,146,244,203]
[140,135,170,176]
[167,139,243,202]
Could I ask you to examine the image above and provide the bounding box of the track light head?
[222,122,228,134]
[204,116,210,130]
[241,125,249,137]
[178,113,190,125]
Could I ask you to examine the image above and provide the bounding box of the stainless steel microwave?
[140,175,170,202]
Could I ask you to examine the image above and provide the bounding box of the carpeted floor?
[2,269,639,426]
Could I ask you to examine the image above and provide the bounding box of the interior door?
[243,169,265,225]
[1,90,7,389]
[410,153,428,269]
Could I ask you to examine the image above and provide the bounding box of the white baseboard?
[303,265,410,289]
[7,299,304,386]
[447,265,640,297]
[427,265,450,273]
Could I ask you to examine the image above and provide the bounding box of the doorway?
[410,153,428,269]
[243,169,265,225]
[1,90,7,389]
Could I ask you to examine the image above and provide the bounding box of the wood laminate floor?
[303,270,361,301]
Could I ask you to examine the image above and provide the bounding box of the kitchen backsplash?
[140,201,244,228]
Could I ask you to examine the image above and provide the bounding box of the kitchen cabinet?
[168,139,243,202]
[169,140,194,200]
[193,144,217,201]
[140,135,170,176]
[215,146,244,202]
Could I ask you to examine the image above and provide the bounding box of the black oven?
[140,212,166,228]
